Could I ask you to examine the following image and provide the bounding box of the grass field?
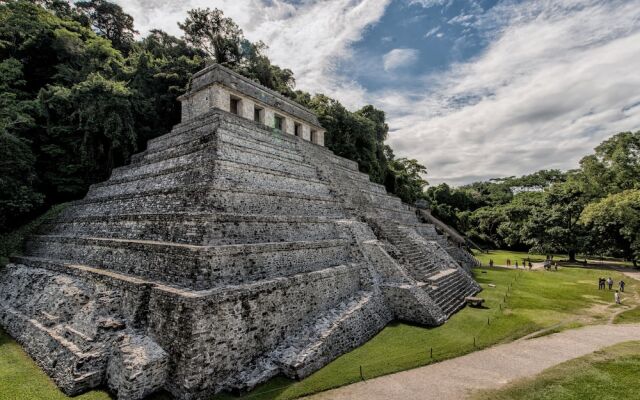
[473,249,636,268]
[614,306,640,324]
[1,265,637,400]
[471,341,640,400]
[0,330,112,400]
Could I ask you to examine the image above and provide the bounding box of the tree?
[75,0,138,54]
[577,131,640,196]
[127,29,205,143]
[178,8,244,66]
[0,57,43,230]
[386,157,428,205]
[580,190,640,267]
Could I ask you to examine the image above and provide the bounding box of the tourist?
[554,262,558,271]
[615,290,621,304]
[620,280,626,292]
[489,259,494,268]
[515,261,519,269]
[598,278,605,290]
[608,277,614,290]
[506,258,511,267]
[528,261,532,270]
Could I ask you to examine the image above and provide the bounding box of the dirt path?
[308,323,640,400]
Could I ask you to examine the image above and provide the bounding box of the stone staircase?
[1,108,480,400]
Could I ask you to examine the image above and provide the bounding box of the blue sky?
[118,0,640,186]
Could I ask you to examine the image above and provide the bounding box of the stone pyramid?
[0,64,480,400]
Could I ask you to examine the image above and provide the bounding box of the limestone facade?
[0,65,480,400]
[178,64,325,146]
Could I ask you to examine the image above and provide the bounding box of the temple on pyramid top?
[178,63,326,146]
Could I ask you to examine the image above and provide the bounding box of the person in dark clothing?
[598,278,605,290]
[620,280,626,292]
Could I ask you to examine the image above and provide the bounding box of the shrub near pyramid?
[0,64,480,400]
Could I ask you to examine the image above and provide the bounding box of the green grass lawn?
[471,341,640,400]
[473,249,550,266]
[614,306,640,324]
[1,265,636,400]
[473,249,636,268]
[0,329,112,400]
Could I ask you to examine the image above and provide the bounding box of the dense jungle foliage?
[0,0,428,232]
[426,131,640,266]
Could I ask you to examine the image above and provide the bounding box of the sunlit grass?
[471,341,640,400]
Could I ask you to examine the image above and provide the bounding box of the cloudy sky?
[116,0,640,186]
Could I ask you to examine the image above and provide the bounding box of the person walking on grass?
[528,261,532,270]
[515,261,519,269]
[620,280,626,293]
[598,278,605,290]
[615,290,621,304]
[506,259,511,267]
[608,277,614,290]
[489,259,494,268]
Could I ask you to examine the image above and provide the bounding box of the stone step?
[218,140,316,176]
[272,290,389,379]
[146,109,222,148]
[111,137,315,184]
[360,190,403,209]
[130,129,217,166]
[61,185,347,220]
[39,213,348,246]
[369,207,418,224]
[25,236,353,290]
[88,160,331,201]
[217,124,303,161]
[144,110,303,157]
[146,116,222,153]
[325,151,359,171]
[439,285,478,316]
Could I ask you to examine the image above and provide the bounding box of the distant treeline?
[0,0,428,231]
[425,131,640,265]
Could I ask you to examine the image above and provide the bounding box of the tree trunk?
[568,249,577,262]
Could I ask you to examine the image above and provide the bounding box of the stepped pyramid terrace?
[0,64,480,400]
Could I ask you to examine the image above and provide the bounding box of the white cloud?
[115,0,640,187]
[378,0,640,185]
[383,48,419,71]
[114,0,391,108]
[424,26,440,38]
[408,0,446,8]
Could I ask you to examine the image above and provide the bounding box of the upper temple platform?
[177,63,326,146]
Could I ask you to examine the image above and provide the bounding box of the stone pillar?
[317,130,325,146]
[241,98,254,120]
[302,125,311,141]
[211,85,230,112]
[285,118,295,135]
[180,98,192,122]
[264,108,275,128]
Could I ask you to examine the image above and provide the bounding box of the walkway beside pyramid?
[0,64,480,400]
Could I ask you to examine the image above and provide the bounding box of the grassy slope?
[614,307,640,324]
[0,329,112,400]
[473,249,550,266]
[1,265,636,400]
[471,341,640,400]
[474,249,636,268]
